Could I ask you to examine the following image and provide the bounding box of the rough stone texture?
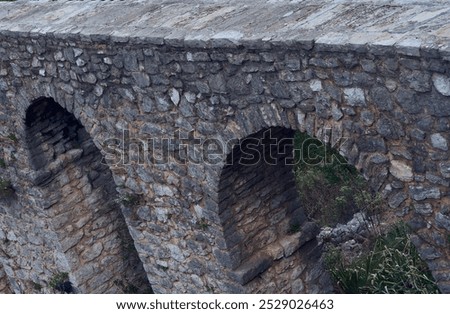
[0,264,12,293]
[22,99,151,294]
[431,133,448,151]
[0,0,450,294]
[390,161,414,182]
[433,74,450,97]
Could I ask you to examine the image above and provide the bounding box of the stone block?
[343,88,366,107]
[435,212,450,231]
[409,185,440,201]
[432,73,450,96]
[231,252,272,285]
[390,160,413,182]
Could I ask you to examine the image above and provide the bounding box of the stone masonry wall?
[24,98,151,293]
[0,30,449,293]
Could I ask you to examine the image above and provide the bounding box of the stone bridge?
[0,0,450,293]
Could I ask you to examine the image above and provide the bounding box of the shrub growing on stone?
[324,223,440,294]
[0,178,14,199]
[294,131,381,227]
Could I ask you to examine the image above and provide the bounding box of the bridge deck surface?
[0,0,449,54]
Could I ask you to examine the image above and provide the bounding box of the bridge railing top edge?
[0,28,449,61]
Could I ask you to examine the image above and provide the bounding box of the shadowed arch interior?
[218,126,330,293]
[25,97,151,293]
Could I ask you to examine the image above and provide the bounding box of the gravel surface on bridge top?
[0,0,450,53]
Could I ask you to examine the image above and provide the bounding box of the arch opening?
[25,98,152,293]
[218,126,331,293]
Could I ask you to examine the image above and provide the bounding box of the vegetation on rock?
[324,223,439,293]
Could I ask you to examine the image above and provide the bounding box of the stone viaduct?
[0,0,450,293]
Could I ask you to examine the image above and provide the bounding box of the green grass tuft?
[0,178,14,198]
[49,272,69,290]
[324,223,440,294]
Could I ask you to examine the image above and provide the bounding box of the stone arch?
[217,125,333,293]
[25,97,151,293]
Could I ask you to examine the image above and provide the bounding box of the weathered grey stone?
[298,100,316,112]
[73,48,83,58]
[414,203,433,216]
[140,96,155,113]
[409,186,440,201]
[279,236,301,258]
[124,52,138,71]
[167,243,184,262]
[357,136,386,153]
[343,88,366,106]
[360,59,376,73]
[369,86,394,111]
[81,243,103,263]
[309,79,322,92]
[439,162,450,178]
[401,70,431,92]
[432,73,450,96]
[209,73,227,94]
[285,56,301,71]
[360,110,374,126]
[388,192,407,208]
[396,89,422,114]
[132,72,150,88]
[76,58,86,67]
[369,153,389,164]
[331,104,343,121]
[232,252,272,285]
[156,96,171,112]
[81,73,97,84]
[153,184,174,197]
[93,85,103,97]
[309,57,339,68]
[426,172,449,187]
[212,248,233,269]
[435,213,450,231]
[226,75,248,95]
[416,116,433,131]
[376,117,404,140]
[169,88,180,105]
[314,94,331,118]
[390,160,414,182]
[419,247,442,260]
[407,216,426,230]
[270,81,290,99]
[410,128,426,141]
[431,133,448,151]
